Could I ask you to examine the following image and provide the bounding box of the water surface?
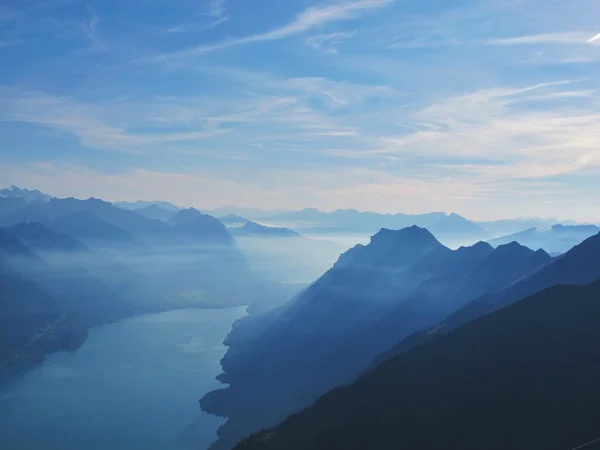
[0,307,246,450]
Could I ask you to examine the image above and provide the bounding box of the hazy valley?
[2,184,600,450]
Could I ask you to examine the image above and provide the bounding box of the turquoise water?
[0,308,246,450]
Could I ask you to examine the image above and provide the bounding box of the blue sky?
[1,0,599,220]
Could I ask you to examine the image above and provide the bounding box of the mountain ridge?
[233,279,600,450]
[200,226,553,450]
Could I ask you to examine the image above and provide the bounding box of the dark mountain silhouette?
[378,231,600,366]
[457,242,551,300]
[200,227,551,450]
[134,204,176,222]
[489,224,600,254]
[231,221,300,238]
[234,279,600,450]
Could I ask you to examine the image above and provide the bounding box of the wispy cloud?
[163,0,229,34]
[371,81,600,183]
[147,0,392,62]
[205,0,228,20]
[83,12,108,52]
[588,32,600,43]
[0,89,227,153]
[487,32,599,46]
[305,31,357,53]
[161,17,228,34]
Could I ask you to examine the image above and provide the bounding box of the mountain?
[114,200,181,212]
[0,228,137,324]
[167,208,233,244]
[200,227,551,450]
[219,214,250,226]
[0,185,52,203]
[231,221,300,238]
[477,217,583,237]
[134,204,176,222]
[0,229,37,258]
[0,197,29,216]
[457,242,551,299]
[0,254,86,381]
[234,279,600,450]
[378,230,600,367]
[2,200,277,310]
[0,197,239,248]
[44,211,140,247]
[0,225,161,382]
[0,197,170,237]
[489,224,600,254]
[207,206,286,219]
[257,209,487,243]
[7,222,88,253]
[167,207,206,225]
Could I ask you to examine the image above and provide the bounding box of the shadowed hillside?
[201,227,552,450]
[234,279,600,450]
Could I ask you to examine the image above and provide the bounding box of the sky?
[0,0,599,221]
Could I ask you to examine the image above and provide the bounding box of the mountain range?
[4,185,600,450]
[0,188,301,383]
[114,200,181,212]
[200,226,577,450]
[0,252,87,380]
[234,278,600,450]
[489,224,600,254]
[0,186,52,203]
[230,221,300,238]
[251,208,488,242]
[218,229,600,449]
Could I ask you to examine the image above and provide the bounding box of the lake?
[0,307,247,450]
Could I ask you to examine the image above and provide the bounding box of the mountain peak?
[492,241,539,257]
[363,226,443,268]
[236,221,300,238]
[167,207,206,226]
[0,186,52,203]
[462,241,493,251]
[475,242,551,278]
[371,226,439,246]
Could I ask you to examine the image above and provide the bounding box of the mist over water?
[0,307,246,450]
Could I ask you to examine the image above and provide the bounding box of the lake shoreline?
[0,307,248,450]
[0,302,251,393]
